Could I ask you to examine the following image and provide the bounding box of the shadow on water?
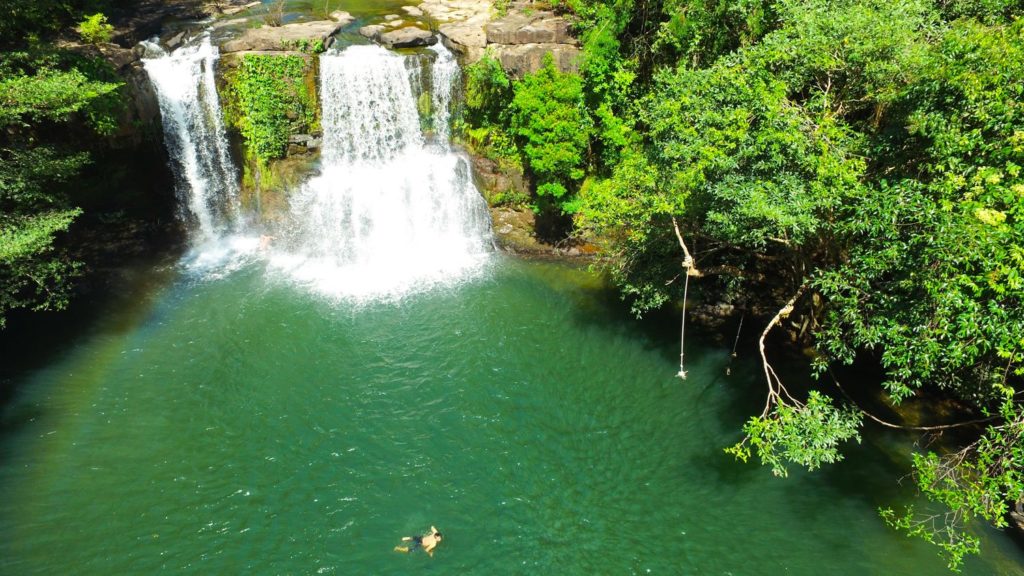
[0,250,181,429]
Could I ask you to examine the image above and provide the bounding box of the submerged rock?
[329,10,353,22]
[358,24,386,41]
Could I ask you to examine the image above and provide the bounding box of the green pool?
[1,257,1020,575]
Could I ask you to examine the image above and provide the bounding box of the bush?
[508,54,592,213]
[76,13,114,45]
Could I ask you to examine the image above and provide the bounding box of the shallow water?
[1,257,1021,575]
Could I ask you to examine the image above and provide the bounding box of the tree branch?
[671,216,701,277]
[826,368,1000,431]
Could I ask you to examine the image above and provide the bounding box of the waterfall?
[143,35,239,241]
[429,42,460,144]
[271,44,492,301]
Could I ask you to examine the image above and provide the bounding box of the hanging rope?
[731,312,744,358]
[726,312,744,376]
[671,217,698,381]
[678,271,690,379]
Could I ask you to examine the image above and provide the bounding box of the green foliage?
[936,0,1023,23]
[655,0,777,67]
[76,12,114,44]
[0,143,90,326]
[463,51,512,128]
[881,400,1023,571]
[508,55,592,213]
[726,391,863,477]
[494,0,512,16]
[489,188,531,208]
[457,52,521,166]
[225,54,317,161]
[0,209,83,328]
[281,38,326,54]
[577,6,635,168]
[565,0,1024,566]
[0,147,90,211]
[813,18,1024,404]
[0,29,125,326]
[0,67,122,133]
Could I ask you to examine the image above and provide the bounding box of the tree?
[0,33,124,326]
[508,55,593,213]
[569,0,1023,568]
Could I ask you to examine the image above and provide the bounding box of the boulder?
[485,12,576,45]
[495,43,580,77]
[439,19,487,50]
[162,30,187,51]
[401,5,424,17]
[379,26,437,48]
[358,24,386,41]
[221,20,345,52]
[96,42,138,71]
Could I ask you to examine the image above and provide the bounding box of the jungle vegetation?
[460,0,1024,569]
[0,0,138,327]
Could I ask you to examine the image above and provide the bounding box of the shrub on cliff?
[76,13,114,44]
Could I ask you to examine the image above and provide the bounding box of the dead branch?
[759,284,807,416]
[671,216,701,277]
[827,368,1001,432]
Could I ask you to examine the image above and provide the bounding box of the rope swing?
[678,270,690,379]
[672,217,698,380]
[726,312,744,376]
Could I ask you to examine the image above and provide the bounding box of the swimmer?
[394,525,443,557]
[258,234,275,251]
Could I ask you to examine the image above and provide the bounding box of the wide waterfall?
[270,44,492,301]
[142,35,239,241]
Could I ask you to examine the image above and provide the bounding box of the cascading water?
[428,42,460,144]
[270,43,492,300]
[142,35,240,241]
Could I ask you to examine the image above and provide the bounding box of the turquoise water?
[1,257,1021,575]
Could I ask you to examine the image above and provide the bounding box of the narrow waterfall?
[429,42,460,144]
[143,35,239,241]
[272,44,492,300]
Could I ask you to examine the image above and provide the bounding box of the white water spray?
[270,44,492,300]
[143,35,239,241]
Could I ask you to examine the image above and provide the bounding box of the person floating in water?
[394,526,443,557]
